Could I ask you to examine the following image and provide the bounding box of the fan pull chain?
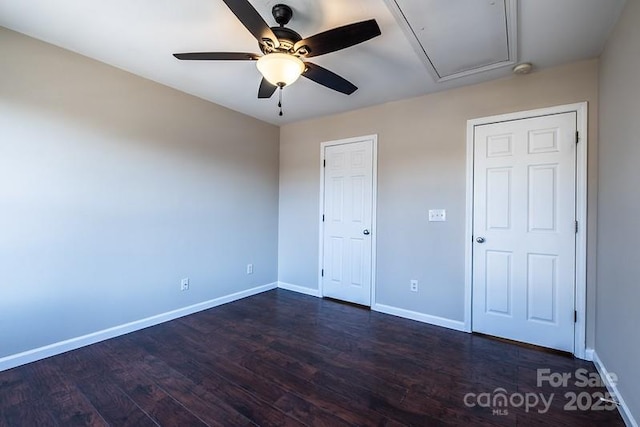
[278,86,284,116]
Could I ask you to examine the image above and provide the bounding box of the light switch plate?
[429,209,446,222]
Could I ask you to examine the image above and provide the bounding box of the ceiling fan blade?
[173,52,259,61]
[258,78,277,98]
[302,62,357,95]
[221,0,280,48]
[294,19,381,58]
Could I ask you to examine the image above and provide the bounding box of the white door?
[472,112,577,352]
[322,139,374,306]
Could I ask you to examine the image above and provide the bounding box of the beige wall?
[597,0,640,420]
[0,27,280,359]
[279,59,599,343]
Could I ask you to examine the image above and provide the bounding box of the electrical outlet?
[246,264,253,275]
[410,280,418,292]
[180,278,189,291]
[428,209,446,222]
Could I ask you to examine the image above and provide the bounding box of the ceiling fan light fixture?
[257,53,305,87]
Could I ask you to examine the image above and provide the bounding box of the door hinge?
[321,269,324,277]
[574,310,578,323]
[575,220,579,234]
[322,214,325,222]
[323,159,326,167]
[576,131,579,144]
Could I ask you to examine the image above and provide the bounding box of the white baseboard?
[278,284,466,334]
[585,347,595,361]
[591,350,638,427]
[372,303,467,332]
[0,282,277,373]
[277,281,321,297]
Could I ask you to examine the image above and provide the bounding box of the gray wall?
[597,0,640,419]
[0,28,280,358]
[279,60,599,339]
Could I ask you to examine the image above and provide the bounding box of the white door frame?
[318,135,378,305]
[464,103,588,359]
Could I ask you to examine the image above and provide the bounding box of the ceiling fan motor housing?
[260,26,302,53]
[259,4,305,55]
[272,4,293,26]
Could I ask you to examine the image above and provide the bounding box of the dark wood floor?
[0,289,624,426]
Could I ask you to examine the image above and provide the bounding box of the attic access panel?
[386,0,517,81]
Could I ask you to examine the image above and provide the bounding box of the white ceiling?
[0,0,626,125]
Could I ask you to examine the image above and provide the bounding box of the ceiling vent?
[384,0,518,82]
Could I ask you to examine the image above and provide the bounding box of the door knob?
[476,237,485,243]
[363,229,370,235]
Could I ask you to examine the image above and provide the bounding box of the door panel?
[485,250,513,316]
[486,167,512,230]
[528,165,558,232]
[527,253,557,323]
[322,140,374,306]
[472,112,576,352]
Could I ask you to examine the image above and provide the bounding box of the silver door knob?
[363,229,370,235]
[476,237,485,243]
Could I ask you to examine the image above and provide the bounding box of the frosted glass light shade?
[256,53,305,86]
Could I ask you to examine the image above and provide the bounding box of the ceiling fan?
[173,0,381,114]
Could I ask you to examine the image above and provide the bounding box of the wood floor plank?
[271,393,355,427]
[223,294,519,392]
[202,308,412,395]
[21,361,106,427]
[160,311,433,426]
[131,333,302,426]
[2,400,60,427]
[0,289,626,426]
[178,312,420,424]
[85,347,212,427]
[112,335,280,426]
[56,350,158,427]
[1,363,66,427]
[133,359,257,426]
[113,344,259,427]
[144,328,369,427]
[0,367,31,409]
